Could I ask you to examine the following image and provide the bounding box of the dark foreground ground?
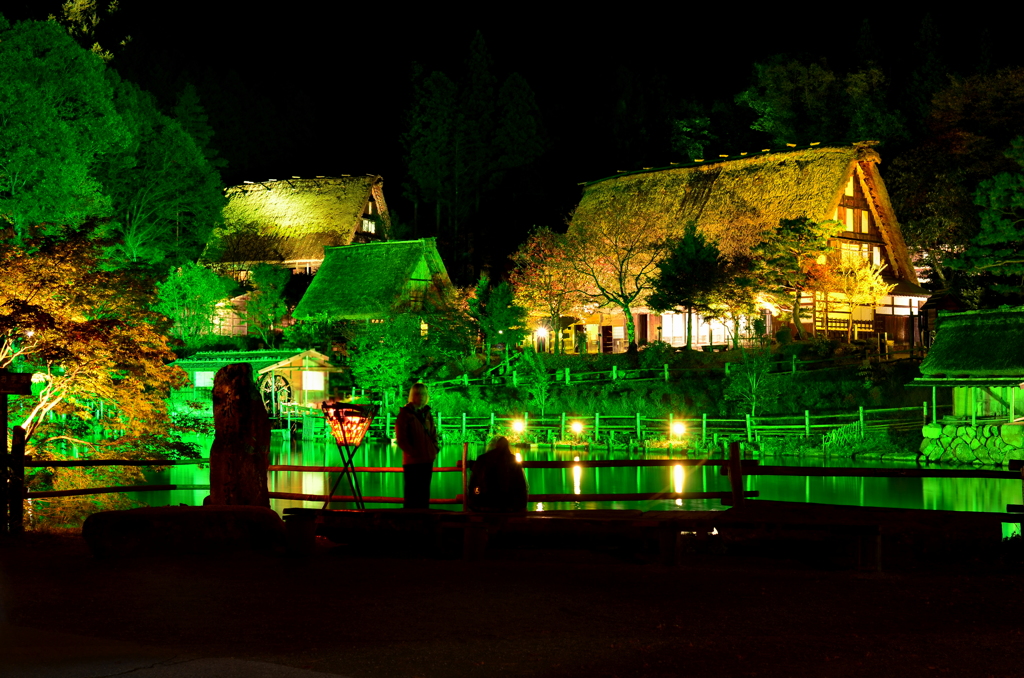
[1,531,1022,678]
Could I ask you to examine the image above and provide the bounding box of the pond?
[136,434,1023,538]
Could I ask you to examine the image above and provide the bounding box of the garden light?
[672,421,686,436]
[570,421,583,434]
[512,419,525,433]
[515,451,522,463]
[535,326,549,338]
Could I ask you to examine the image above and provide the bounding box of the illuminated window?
[194,371,215,388]
[845,177,854,197]
[873,246,881,266]
[361,218,375,233]
[845,207,854,232]
[303,371,324,391]
[861,210,869,233]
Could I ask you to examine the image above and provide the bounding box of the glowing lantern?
[512,420,525,433]
[320,401,378,510]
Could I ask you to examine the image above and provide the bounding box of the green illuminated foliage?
[467,274,528,367]
[751,218,844,339]
[0,16,128,243]
[345,314,427,409]
[244,264,291,348]
[154,262,235,344]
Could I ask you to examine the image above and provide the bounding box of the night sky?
[4,2,1020,273]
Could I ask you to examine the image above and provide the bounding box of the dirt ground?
[1,532,1023,678]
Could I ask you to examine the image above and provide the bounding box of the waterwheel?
[259,373,292,416]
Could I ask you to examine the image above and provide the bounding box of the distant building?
[207,175,391,337]
[293,238,452,322]
[566,143,929,352]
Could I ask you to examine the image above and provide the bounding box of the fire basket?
[321,401,378,510]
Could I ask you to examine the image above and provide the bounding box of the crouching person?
[467,436,528,513]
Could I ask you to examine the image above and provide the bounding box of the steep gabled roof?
[573,143,917,282]
[173,349,298,374]
[292,238,452,321]
[212,176,389,263]
[916,308,1024,384]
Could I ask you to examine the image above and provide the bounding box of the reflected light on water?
[536,502,545,511]
[573,465,582,495]
[673,464,684,493]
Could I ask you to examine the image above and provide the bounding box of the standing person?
[395,383,438,509]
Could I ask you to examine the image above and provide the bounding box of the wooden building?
[567,143,929,352]
[292,238,453,321]
[171,349,341,417]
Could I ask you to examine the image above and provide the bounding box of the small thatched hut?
[292,238,452,321]
[568,143,929,351]
[913,308,1024,464]
[209,175,391,275]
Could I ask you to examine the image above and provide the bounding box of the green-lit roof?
[173,350,298,373]
[918,308,1024,381]
[293,238,451,321]
[211,176,387,263]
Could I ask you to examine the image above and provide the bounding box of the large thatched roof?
[293,239,451,321]
[916,308,1024,385]
[211,176,389,264]
[572,143,917,282]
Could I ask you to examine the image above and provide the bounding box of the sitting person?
[467,436,528,513]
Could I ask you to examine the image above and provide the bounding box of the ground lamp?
[321,401,378,510]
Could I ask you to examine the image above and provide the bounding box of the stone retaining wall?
[919,421,1024,465]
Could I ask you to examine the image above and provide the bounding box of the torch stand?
[321,402,378,511]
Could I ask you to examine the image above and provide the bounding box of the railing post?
[463,373,469,386]
[560,412,566,440]
[805,410,810,437]
[745,413,752,442]
[923,401,928,426]
[565,367,571,385]
[636,412,642,439]
[724,362,730,376]
[462,412,466,437]
[932,386,938,425]
[791,354,797,374]
[971,387,977,428]
[595,412,600,439]
[727,441,744,507]
[859,406,865,438]
[461,442,468,510]
[611,365,618,381]
[663,363,669,382]
[1011,387,1016,424]
[489,412,495,434]
[512,370,518,388]
[10,426,25,535]
[702,413,707,441]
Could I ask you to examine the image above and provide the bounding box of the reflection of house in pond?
[562,143,929,353]
[913,308,1024,465]
[171,349,341,417]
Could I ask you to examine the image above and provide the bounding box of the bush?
[637,341,675,369]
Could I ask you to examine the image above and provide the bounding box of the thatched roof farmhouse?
[209,175,391,274]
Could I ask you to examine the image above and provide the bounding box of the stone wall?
[919,421,1024,465]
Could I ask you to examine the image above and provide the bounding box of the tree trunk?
[623,304,637,353]
[685,307,693,350]
[210,363,270,507]
[792,289,805,340]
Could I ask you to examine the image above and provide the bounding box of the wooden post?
[560,412,566,440]
[724,362,730,376]
[595,412,600,439]
[636,412,641,439]
[512,370,518,388]
[1011,387,1016,424]
[565,367,571,385]
[9,426,24,535]
[727,441,744,507]
[611,365,618,381]
[663,363,669,382]
[805,410,810,437]
[462,373,469,386]
[524,411,529,432]
[461,412,466,437]
[702,413,707,441]
[386,409,391,437]
[461,442,468,511]
[971,387,977,428]
[489,412,495,435]
[791,354,797,375]
[932,386,938,425]
[922,401,928,426]
[859,406,865,438]
[745,413,752,442]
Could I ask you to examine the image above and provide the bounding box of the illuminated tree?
[95,74,225,271]
[699,259,761,350]
[830,255,896,342]
[173,82,227,170]
[751,218,844,340]
[0,233,188,449]
[345,314,427,410]
[244,264,291,348]
[467,274,528,367]
[647,222,724,350]
[154,262,234,345]
[509,227,589,355]
[565,184,679,352]
[0,16,128,244]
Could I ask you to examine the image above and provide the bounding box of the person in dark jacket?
[467,436,528,513]
[394,383,438,509]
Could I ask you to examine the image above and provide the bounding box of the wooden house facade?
[567,143,929,352]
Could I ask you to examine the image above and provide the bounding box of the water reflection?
[131,435,1022,537]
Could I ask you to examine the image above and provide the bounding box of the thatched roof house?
[916,308,1024,386]
[209,175,391,273]
[293,238,452,321]
[574,143,916,281]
